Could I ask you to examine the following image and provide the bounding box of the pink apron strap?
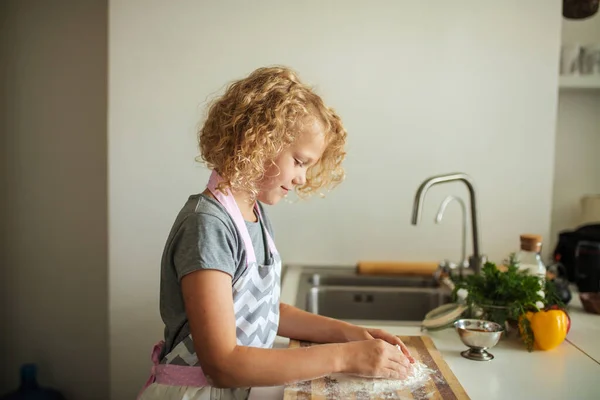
[137,341,209,399]
[207,170,258,264]
[207,170,279,260]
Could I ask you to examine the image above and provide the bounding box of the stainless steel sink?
[293,267,452,324]
[306,286,450,321]
[307,272,439,288]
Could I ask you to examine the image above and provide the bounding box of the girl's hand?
[343,325,415,364]
[340,339,412,379]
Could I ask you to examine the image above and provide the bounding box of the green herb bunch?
[451,253,563,351]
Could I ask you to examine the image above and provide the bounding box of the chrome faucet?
[435,195,468,279]
[411,172,486,274]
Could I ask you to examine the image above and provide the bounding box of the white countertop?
[249,266,600,400]
[565,293,600,363]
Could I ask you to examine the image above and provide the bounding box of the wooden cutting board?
[283,336,470,400]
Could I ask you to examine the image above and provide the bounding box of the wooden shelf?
[559,76,600,90]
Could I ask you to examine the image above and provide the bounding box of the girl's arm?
[277,303,414,363]
[277,302,365,343]
[182,269,411,388]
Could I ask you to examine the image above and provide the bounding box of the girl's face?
[257,118,327,205]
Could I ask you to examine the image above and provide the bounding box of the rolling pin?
[357,261,439,276]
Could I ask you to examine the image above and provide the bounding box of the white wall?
[550,13,600,252]
[0,1,108,399]
[109,1,562,398]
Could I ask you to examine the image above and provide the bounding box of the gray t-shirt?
[159,193,275,356]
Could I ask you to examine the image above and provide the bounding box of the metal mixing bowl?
[454,318,504,361]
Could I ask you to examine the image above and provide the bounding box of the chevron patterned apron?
[138,170,282,400]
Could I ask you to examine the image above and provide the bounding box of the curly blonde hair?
[198,66,347,200]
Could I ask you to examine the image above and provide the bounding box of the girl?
[138,66,414,400]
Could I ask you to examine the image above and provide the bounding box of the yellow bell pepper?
[523,309,569,351]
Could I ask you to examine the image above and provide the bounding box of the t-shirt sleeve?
[170,213,237,281]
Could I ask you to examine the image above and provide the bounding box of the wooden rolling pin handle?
[357,261,439,276]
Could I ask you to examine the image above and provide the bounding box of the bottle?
[0,364,66,400]
[516,234,546,309]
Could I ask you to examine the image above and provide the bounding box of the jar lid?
[520,234,543,252]
[421,303,468,331]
